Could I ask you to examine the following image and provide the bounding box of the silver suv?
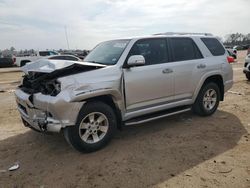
[15,33,233,152]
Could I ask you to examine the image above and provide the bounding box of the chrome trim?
[125,108,191,126]
[124,99,192,120]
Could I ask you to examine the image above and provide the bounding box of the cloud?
[0,0,249,50]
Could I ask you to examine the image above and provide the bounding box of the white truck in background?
[14,51,59,67]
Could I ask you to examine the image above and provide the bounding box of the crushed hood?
[21,59,106,74]
[19,59,107,96]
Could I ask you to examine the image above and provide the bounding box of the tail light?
[227,56,234,63]
[13,57,16,64]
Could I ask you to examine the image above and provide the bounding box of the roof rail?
[153,32,213,36]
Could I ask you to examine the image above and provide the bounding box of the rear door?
[123,38,174,111]
[168,37,205,101]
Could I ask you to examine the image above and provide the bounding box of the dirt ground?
[0,52,249,188]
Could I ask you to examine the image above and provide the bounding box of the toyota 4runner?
[15,32,233,152]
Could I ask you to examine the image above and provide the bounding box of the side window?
[170,38,203,62]
[128,39,168,65]
[201,38,225,56]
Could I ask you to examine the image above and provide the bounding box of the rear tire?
[193,82,220,116]
[64,101,117,153]
[246,72,250,81]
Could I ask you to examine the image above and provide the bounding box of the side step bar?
[124,106,191,126]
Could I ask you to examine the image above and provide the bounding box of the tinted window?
[201,38,225,56]
[128,38,168,65]
[170,38,203,61]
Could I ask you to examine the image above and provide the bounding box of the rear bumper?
[15,88,84,133]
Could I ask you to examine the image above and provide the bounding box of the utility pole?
[64,26,70,50]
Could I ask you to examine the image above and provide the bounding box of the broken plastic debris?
[8,163,19,171]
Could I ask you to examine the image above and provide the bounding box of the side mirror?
[127,55,145,67]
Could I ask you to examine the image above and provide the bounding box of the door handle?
[162,68,173,74]
[197,64,206,69]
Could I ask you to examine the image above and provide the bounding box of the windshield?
[84,39,130,65]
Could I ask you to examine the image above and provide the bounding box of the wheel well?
[203,75,224,101]
[85,95,122,129]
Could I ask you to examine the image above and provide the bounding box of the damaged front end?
[15,59,106,133]
[21,72,61,96]
[20,62,104,96]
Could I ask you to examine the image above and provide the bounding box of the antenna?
[64,26,70,50]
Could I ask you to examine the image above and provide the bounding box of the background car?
[62,51,89,60]
[226,48,237,59]
[243,53,250,80]
[233,45,250,51]
[233,45,244,50]
[15,50,59,67]
[0,57,15,68]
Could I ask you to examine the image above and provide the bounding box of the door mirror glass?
[127,55,145,67]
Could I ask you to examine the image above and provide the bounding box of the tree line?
[224,33,250,47]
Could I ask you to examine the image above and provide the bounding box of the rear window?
[170,38,203,61]
[201,38,225,56]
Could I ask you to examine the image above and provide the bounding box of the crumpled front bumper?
[15,88,84,133]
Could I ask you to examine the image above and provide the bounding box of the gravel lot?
[0,52,250,188]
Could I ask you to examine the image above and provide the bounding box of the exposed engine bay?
[19,63,104,96]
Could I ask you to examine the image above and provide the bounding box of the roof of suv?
[116,33,216,41]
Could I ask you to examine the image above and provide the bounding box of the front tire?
[64,101,117,153]
[193,82,220,116]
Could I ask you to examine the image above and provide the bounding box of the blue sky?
[0,0,249,50]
